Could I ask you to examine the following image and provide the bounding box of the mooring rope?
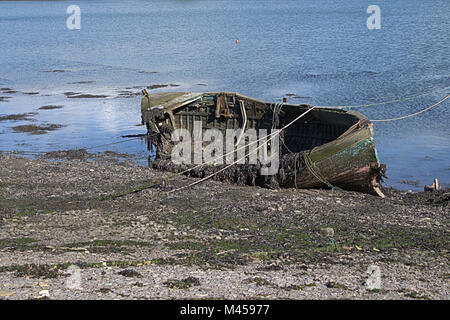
[291,152,341,191]
[302,152,342,191]
[85,137,144,151]
[293,153,299,189]
[271,102,284,129]
[315,85,450,109]
[370,94,450,122]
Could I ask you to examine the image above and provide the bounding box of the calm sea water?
[0,0,449,190]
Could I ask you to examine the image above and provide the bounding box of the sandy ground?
[0,152,448,300]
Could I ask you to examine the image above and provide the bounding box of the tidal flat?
[0,152,448,300]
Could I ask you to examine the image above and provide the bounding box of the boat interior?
[149,92,365,155]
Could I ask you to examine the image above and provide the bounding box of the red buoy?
[235,39,239,44]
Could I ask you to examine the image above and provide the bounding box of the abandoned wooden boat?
[141,91,385,196]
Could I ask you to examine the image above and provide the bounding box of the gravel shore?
[0,152,448,300]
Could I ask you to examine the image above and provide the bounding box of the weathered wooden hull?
[280,125,384,195]
[141,91,385,196]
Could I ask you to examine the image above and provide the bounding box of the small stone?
[320,227,335,237]
[39,290,50,298]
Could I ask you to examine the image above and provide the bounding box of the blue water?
[0,0,449,190]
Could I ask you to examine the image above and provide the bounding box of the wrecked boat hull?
[141,91,385,196]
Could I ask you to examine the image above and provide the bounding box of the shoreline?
[0,153,448,299]
[1,84,449,192]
